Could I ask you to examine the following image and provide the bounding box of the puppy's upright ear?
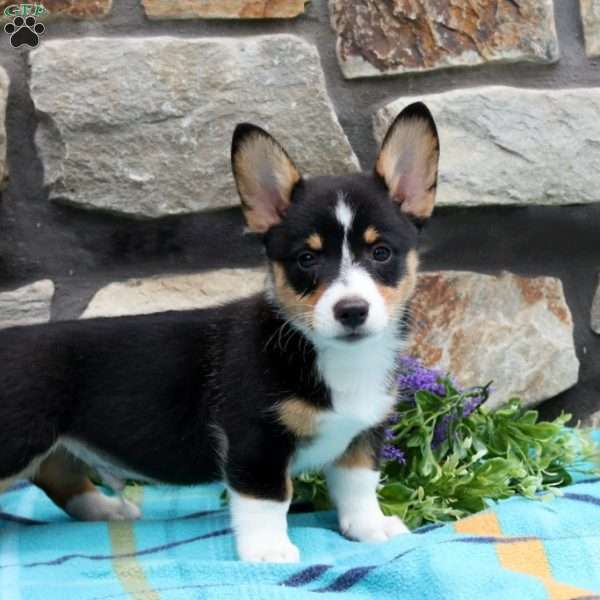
[375,102,440,221]
[231,123,302,234]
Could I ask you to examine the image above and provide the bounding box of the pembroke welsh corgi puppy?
[0,101,439,562]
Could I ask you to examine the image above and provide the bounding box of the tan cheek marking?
[364,226,380,245]
[378,249,420,315]
[336,438,376,469]
[278,397,320,438]
[272,262,304,319]
[306,233,323,251]
[302,285,327,309]
[272,262,327,324]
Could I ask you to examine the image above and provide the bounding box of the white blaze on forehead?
[340,238,353,276]
[335,193,354,231]
[335,193,354,276]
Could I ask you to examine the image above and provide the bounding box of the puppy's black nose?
[334,298,369,329]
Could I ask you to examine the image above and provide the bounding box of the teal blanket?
[2,474,600,598]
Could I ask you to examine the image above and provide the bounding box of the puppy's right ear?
[231,123,302,234]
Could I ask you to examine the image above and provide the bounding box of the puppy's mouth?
[335,330,370,343]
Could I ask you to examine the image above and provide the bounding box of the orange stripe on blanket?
[454,512,502,536]
[496,540,589,600]
[454,512,592,599]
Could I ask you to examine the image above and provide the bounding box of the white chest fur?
[291,334,399,475]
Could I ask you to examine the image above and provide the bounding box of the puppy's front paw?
[340,513,409,543]
[237,535,300,563]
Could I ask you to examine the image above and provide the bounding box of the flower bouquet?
[294,357,599,528]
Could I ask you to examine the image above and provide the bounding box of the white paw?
[66,492,142,522]
[340,513,409,543]
[236,536,300,563]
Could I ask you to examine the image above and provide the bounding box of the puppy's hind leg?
[0,444,60,493]
[33,448,141,522]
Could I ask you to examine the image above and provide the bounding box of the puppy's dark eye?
[372,244,392,263]
[297,251,318,270]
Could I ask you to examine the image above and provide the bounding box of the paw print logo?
[4,15,45,48]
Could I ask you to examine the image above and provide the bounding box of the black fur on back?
[0,295,330,497]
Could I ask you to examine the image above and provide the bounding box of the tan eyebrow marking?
[306,233,323,251]
[364,226,380,244]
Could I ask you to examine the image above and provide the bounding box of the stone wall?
[0,0,599,419]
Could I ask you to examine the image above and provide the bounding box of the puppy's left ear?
[231,123,302,234]
[375,102,440,220]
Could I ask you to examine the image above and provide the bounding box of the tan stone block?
[407,271,578,409]
[330,0,558,78]
[0,0,111,20]
[143,0,307,19]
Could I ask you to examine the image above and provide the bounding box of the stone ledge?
[82,269,266,318]
[375,86,600,208]
[0,280,55,330]
[143,0,308,19]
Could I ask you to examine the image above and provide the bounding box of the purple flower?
[393,356,491,450]
[397,356,446,398]
[462,394,486,418]
[396,356,422,371]
[433,414,452,447]
[386,412,400,424]
[384,428,395,441]
[396,356,490,448]
[381,444,406,464]
[381,421,406,464]
[432,392,488,447]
